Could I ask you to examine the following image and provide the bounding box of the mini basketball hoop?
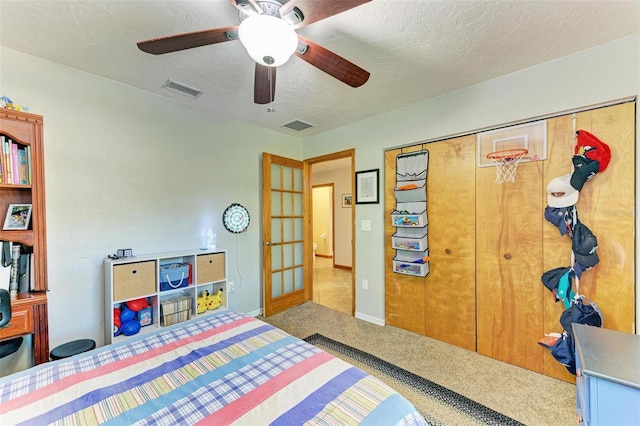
[486,148,528,184]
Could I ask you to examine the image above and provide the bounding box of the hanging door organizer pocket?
[392,227,429,251]
[393,250,430,276]
[392,209,428,227]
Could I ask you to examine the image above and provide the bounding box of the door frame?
[306,149,356,315]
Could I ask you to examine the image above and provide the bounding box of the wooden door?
[424,135,477,350]
[262,153,312,317]
[476,158,545,372]
[385,139,476,349]
[542,102,636,380]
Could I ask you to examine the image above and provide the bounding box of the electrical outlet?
[362,279,368,290]
[228,281,235,293]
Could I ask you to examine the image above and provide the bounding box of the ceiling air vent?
[162,79,203,99]
[282,119,314,132]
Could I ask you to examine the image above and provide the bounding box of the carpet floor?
[305,333,524,426]
[261,301,576,425]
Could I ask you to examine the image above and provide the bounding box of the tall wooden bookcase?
[0,109,49,365]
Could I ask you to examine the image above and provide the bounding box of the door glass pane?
[272,272,282,298]
[282,166,292,190]
[283,269,293,293]
[283,219,293,242]
[271,164,281,189]
[283,243,293,268]
[294,242,303,265]
[294,218,303,240]
[293,168,302,192]
[283,192,292,216]
[293,193,303,216]
[272,245,282,270]
[271,219,281,243]
[294,266,303,290]
[271,191,281,215]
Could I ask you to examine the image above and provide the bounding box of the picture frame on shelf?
[3,204,32,230]
[342,193,352,208]
[355,169,380,204]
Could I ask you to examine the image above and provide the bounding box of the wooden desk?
[0,292,49,365]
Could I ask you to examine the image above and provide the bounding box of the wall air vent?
[162,79,204,99]
[282,119,314,132]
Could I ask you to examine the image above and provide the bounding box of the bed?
[0,310,426,425]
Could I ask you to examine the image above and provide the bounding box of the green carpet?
[304,334,524,426]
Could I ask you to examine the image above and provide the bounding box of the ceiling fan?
[137,0,371,104]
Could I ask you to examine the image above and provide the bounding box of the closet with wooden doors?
[384,101,635,381]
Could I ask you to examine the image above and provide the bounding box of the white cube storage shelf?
[104,249,227,345]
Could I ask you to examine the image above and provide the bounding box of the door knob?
[265,241,272,246]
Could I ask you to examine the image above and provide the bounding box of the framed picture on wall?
[3,204,32,230]
[342,194,352,208]
[355,169,380,204]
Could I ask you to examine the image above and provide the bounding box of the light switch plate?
[361,220,371,231]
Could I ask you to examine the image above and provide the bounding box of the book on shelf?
[11,143,19,185]
[0,135,31,185]
[18,147,28,184]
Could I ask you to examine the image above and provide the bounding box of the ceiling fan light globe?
[238,14,298,67]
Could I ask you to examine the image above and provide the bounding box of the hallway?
[312,256,352,316]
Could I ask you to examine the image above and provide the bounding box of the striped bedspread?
[0,311,426,425]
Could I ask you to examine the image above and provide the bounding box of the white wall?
[302,34,640,330]
[1,47,302,351]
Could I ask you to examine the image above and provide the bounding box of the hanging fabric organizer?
[391,150,429,277]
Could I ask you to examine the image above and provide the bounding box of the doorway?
[307,150,355,315]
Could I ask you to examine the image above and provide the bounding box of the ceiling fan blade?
[137,26,239,55]
[295,35,369,88]
[280,0,372,28]
[254,63,276,104]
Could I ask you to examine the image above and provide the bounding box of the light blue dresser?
[573,324,640,425]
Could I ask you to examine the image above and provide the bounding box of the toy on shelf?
[113,308,121,336]
[197,290,209,314]
[0,95,29,111]
[116,303,144,336]
[207,289,223,310]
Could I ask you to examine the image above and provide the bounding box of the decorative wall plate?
[223,203,250,233]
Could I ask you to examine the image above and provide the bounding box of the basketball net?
[486,149,528,184]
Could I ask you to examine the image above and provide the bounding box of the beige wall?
[312,186,332,257]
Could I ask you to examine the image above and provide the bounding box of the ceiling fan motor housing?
[236,0,303,24]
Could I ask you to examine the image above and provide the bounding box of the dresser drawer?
[197,253,225,284]
[113,261,157,301]
[0,306,34,340]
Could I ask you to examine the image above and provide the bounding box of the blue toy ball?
[120,305,136,322]
[120,320,141,336]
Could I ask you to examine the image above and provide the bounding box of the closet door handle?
[445,249,451,254]
[504,253,512,260]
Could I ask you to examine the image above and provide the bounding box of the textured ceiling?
[1,1,638,137]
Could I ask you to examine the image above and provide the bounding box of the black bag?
[551,332,576,375]
[560,295,603,339]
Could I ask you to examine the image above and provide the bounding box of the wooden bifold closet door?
[385,136,476,351]
[385,101,635,381]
